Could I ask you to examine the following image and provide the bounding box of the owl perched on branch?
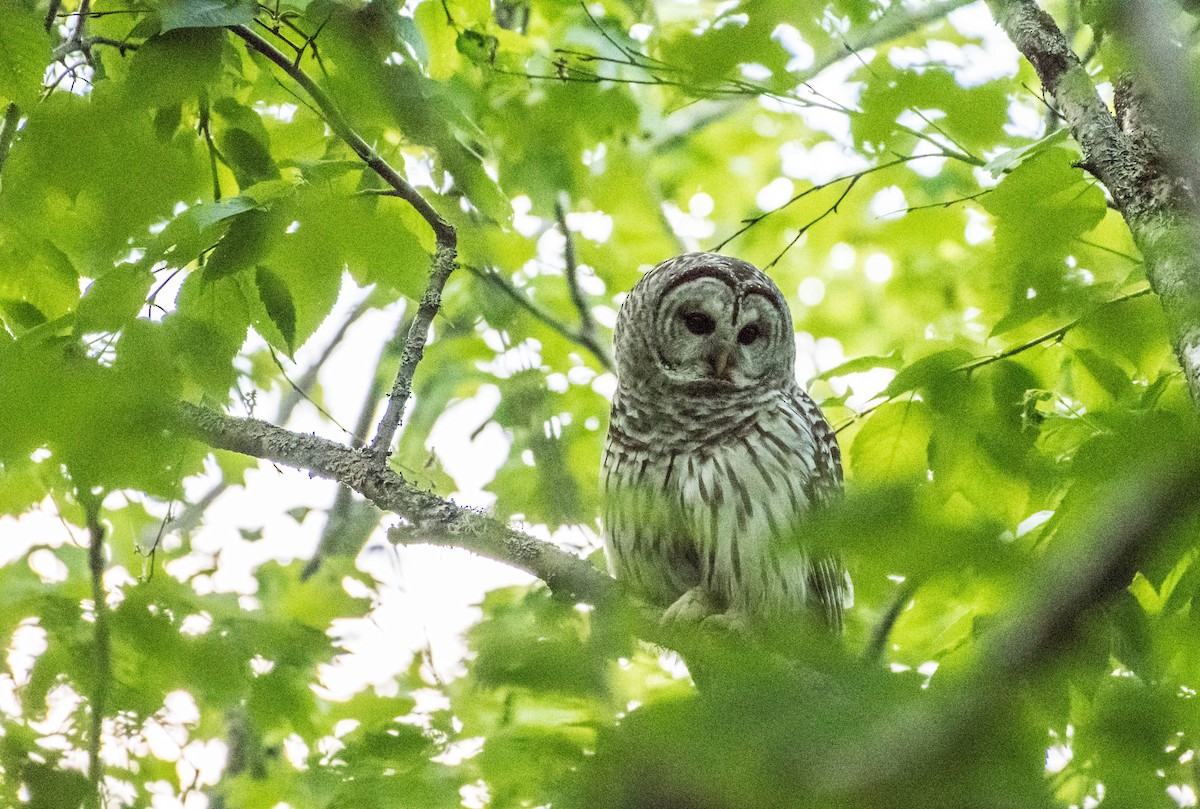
[601,253,851,633]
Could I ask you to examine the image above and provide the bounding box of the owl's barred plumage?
[601,252,851,632]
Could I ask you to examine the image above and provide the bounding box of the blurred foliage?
[1,0,1200,806]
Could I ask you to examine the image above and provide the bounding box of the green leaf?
[981,147,1107,272]
[125,27,227,106]
[984,128,1071,178]
[159,0,256,32]
[815,353,904,381]
[1072,347,1130,400]
[0,298,48,332]
[203,208,282,280]
[849,400,933,484]
[254,266,296,352]
[139,196,259,273]
[75,264,154,334]
[218,127,281,187]
[884,349,972,398]
[0,6,49,107]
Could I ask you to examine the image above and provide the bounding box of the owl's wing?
[808,554,853,633]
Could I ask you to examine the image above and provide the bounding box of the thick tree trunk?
[986,0,1200,404]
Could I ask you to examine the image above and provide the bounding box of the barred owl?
[601,252,851,632]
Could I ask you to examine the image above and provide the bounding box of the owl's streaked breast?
[601,251,849,632]
[602,383,841,621]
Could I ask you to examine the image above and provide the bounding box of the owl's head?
[614,252,796,394]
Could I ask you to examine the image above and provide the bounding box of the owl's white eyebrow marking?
[661,265,739,296]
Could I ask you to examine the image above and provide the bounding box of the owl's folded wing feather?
[808,554,853,633]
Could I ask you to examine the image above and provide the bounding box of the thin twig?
[274,293,374,427]
[302,306,412,579]
[82,493,110,809]
[766,175,859,269]
[952,286,1153,373]
[885,188,993,216]
[370,244,457,455]
[0,103,20,177]
[465,264,614,372]
[555,192,599,345]
[714,155,930,253]
[832,286,1154,433]
[53,34,134,60]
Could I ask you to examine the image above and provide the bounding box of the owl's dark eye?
[682,312,716,336]
[738,324,762,346]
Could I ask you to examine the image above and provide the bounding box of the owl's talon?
[662,587,719,625]
[700,611,752,634]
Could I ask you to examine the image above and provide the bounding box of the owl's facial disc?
[654,276,787,390]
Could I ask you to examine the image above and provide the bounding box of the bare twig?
[82,493,110,809]
[765,174,859,269]
[833,285,1154,433]
[302,307,412,579]
[53,34,134,60]
[884,188,993,217]
[714,155,931,253]
[953,286,1154,373]
[276,294,374,427]
[863,577,920,665]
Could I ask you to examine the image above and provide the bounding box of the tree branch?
[983,0,1200,404]
[230,25,452,245]
[82,493,110,809]
[302,307,413,579]
[370,243,457,455]
[176,403,616,605]
[555,192,600,347]
[228,25,460,456]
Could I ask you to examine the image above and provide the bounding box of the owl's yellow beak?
[709,347,733,380]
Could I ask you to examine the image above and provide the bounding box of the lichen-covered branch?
[371,243,457,455]
[177,403,617,605]
[984,0,1200,403]
[229,24,459,456]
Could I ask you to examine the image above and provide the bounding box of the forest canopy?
[2,0,1200,807]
